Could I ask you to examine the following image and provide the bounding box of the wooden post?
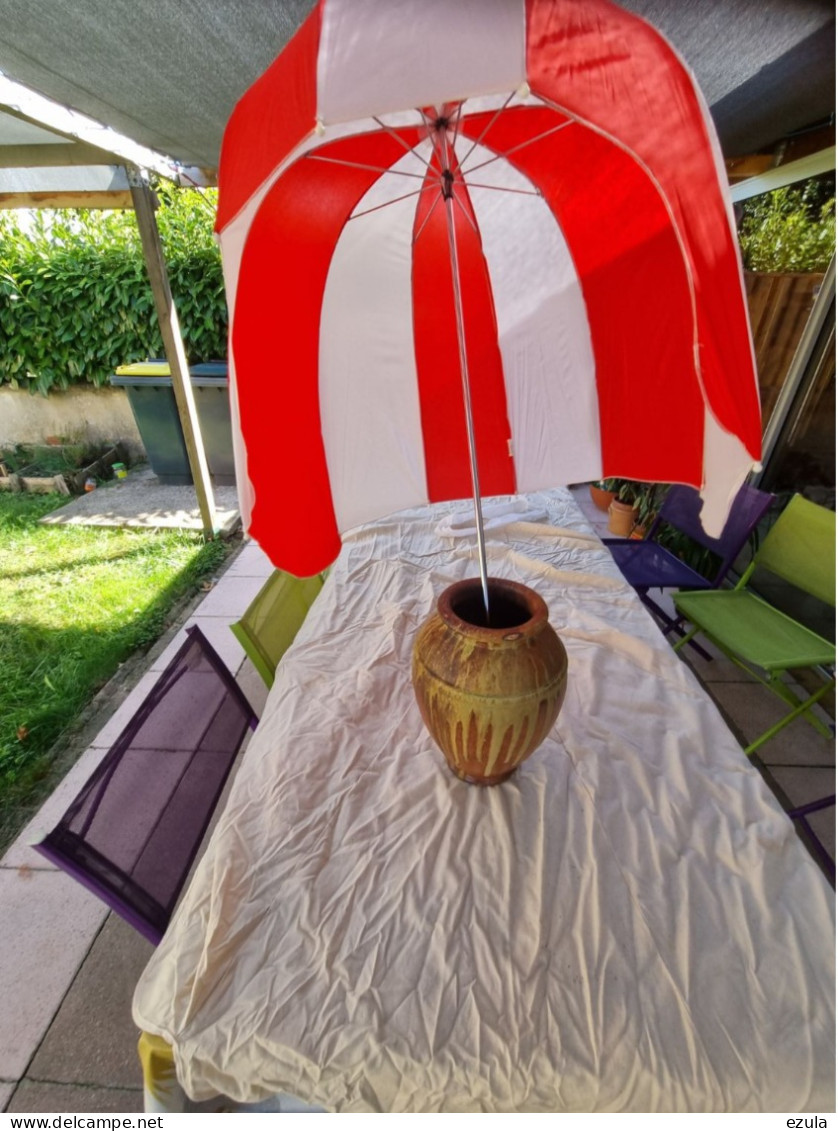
[128,168,218,538]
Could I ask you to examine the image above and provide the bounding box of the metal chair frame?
[787,794,836,884]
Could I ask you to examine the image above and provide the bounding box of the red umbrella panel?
[216,0,762,579]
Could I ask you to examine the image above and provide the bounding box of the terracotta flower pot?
[607,498,639,537]
[411,577,568,785]
[589,483,617,512]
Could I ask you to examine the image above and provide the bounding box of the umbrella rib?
[462,120,574,176]
[412,191,443,244]
[450,101,466,153]
[305,154,429,181]
[451,190,479,236]
[350,185,434,221]
[458,89,517,170]
[460,181,542,197]
[371,115,434,171]
[422,110,447,173]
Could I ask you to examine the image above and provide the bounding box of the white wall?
[0,386,145,460]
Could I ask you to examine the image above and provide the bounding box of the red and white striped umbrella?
[217,0,762,580]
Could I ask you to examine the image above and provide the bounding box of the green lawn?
[0,491,232,849]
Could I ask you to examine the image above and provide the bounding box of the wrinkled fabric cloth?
[435,497,550,538]
[133,489,835,1113]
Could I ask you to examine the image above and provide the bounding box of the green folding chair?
[231,569,326,689]
[673,494,835,756]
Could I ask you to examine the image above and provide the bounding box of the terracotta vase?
[411,577,568,785]
[607,498,639,537]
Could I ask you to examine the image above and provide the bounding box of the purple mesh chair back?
[34,627,258,945]
[651,483,775,583]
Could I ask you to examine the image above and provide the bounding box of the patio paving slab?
[0,869,106,1081]
[192,572,267,618]
[1,743,112,871]
[27,915,153,1091]
[778,791,835,869]
[149,614,247,675]
[0,1084,14,1112]
[223,541,275,578]
[237,656,271,719]
[767,764,837,814]
[708,681,835,768]
[802,805,836,863]
[6,1081,143,1114]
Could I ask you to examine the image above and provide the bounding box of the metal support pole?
[441,166,490,619]
[128,169,218,539]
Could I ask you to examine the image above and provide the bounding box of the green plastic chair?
[673,494,835,755]
[231,569,326,689]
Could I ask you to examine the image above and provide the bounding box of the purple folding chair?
[34,626,258,945]
[603,483,774,655]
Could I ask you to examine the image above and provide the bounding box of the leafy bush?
[0,186,227,395]
[739,180,835,274]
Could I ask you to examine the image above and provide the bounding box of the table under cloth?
[132,488,835,1113]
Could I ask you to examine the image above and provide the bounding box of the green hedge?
[739,180,835,274]
[0,186,228,395]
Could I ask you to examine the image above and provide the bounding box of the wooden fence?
[744,270,824,427]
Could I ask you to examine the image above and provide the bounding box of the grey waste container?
[110,361,235,486]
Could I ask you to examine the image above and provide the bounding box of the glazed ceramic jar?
[412,576,568,784]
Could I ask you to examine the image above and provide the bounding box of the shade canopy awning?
[0,108,135,208]
[0,73,208,205]
[0,0,833,176]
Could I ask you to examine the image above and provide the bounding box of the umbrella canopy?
[217,0,762,578]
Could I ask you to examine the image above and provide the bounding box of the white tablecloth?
[133,489,835,1112]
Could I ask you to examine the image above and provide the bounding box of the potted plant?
[630,482,667,539]
[589,477,620,512]
[606,480,640,536]
[606,480,664,537]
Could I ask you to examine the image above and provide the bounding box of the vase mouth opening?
[440,578,545,633]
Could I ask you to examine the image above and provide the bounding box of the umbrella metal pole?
[442,177,490,620]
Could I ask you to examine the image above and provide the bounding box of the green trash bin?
[111,361,235,486]
[191,362,236,486]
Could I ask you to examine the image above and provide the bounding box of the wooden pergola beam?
[129,169,218,540]
[0,139,125,168]
[726,123,836,184]
[726,154,775,183]
[0,189,133,209]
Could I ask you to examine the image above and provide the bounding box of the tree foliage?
[739,178,835,274]
[0,186,227,395]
